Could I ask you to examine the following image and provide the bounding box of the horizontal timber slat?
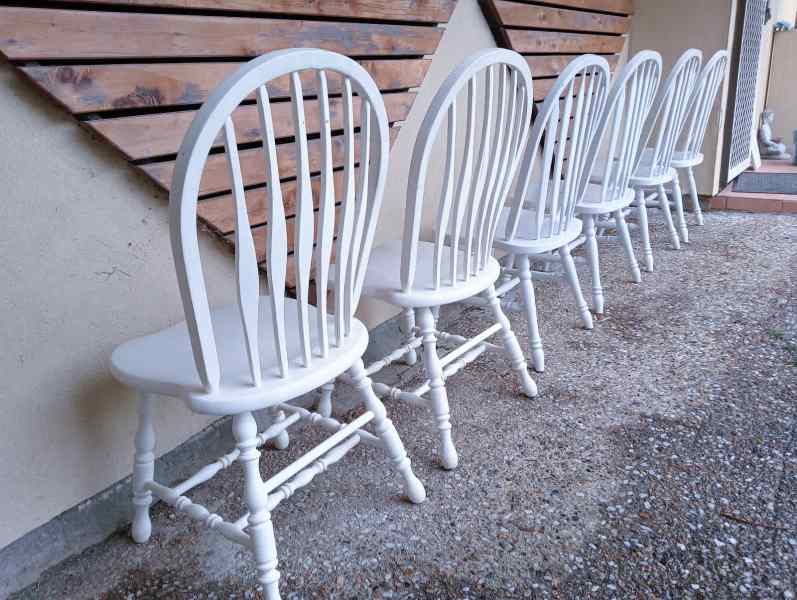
[492,1,629,33]
[142,127,399,194]
[22,59,430,114]
[526,54,619,78]
[507,30,626,54]
[524,0,632,14]
[89,91,414,160]
[0,7,442,60]
[73,0,457,22]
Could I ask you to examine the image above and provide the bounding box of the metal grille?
[727,0,768,181]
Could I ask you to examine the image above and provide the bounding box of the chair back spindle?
[169,49,389,395]
[678,50,730,160]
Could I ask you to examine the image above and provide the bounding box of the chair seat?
[670,150,704,168]
[493,207,583,254]
[576,183,635,215]
[591,149,677,188]
[111,298,368,415]
[359,239,500,308]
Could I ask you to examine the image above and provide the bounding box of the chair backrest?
[678,50,729,159]
[170,49,390,393]
[401,48,534,292]
[590,51,663,205]
[504,55,611,242]
[637,48,702,179]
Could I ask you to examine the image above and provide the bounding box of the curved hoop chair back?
[504,54,611,242]
[590,51,663,205]
[170,49,390,394]
[636,49,702,179]
[401,48,534,292]
[678,50,729,159]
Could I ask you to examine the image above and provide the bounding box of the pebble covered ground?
[11,210,797,599]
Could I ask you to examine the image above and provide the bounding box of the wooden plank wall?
[479,0,633,99]
[0,1,456,282]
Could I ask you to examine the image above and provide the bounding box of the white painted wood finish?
[325,49,537,470]
[494,54,611,371]
[673,50,730,226]
[109,49,425,600]
[576,51,663,314]
[631,49,702,258]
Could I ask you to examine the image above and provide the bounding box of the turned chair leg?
[416,307,458,470]
[559,246,593,330]
[399,307,418,366]
[132,392,155,544]
[687,166,704,226]
[583,214,604,315]
[517,255,545,372]
[348,359,426,502]
[615,209,642,284]
[268,407,290,450]
[657,184,681,250]
[636,187,654,273]
[483,285,538,398]
[671,172,689,243]
[234,412,281,600]
[317,382,335,418]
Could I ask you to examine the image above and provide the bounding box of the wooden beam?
[74,0,457,23]
[492,1,630,33]
[507,30,626,54]
[0,7,442,60]
[22,59,430,114]
[88,91,414,160]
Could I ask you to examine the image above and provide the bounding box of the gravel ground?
[11,210,797,599]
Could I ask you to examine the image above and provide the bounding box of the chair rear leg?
[687,166,704,226]
[400,307,418,366]
[615,209,642,283]
[483,285,538,398]
[317,382,335,418]
[657,184,681,250]
[132,392,155,544]
[233,412,281,600]
[348,359,426,501]
[636,187,654,272]
[268,407,290,450]
[671,172,689,243]
[517,255,545,372]
[416,307,458,470]
[583,214,604,315]
[559,246,594,330]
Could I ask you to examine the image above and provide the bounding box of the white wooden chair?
[672,50,730,227]
[109,49,425,600]
[492,55,611,372]
[575,51,663,315]
[630,49,702,269]
[324,48,537,471]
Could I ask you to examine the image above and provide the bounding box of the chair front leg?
[399,307,418,366]
[517,254,545,372]
[483,285,538,398]
[687,166,704,226]
[657,184,681,250]
[583,214,604,315]
[671,172,689,243]
[132,392,155,544]
[636,187,654,272]
[233,412,281,600]
[559,246,594,330]
[417,306,458,470]
[615,209,642,283]
[348,358,426,502]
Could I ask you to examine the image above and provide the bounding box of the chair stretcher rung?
[266,434,361,511]
[262,411,373,493]
[439,322,501,369]
[364,336,423,376]
[278,403,382,447]
[146,481,251,548]
[372,382,428,406]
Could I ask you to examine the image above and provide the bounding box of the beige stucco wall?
[0,60,239,549]
[766,29,797,149]
[0,0,495,551]
[629,0,737,196]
